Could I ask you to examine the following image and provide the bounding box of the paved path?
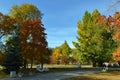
[0,70,100,80]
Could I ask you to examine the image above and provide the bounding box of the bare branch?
[107,0,120,11]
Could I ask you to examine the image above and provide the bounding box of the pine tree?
[2,35,22,73]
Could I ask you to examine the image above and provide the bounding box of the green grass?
[32,64,92,68]
[62,71,120,80]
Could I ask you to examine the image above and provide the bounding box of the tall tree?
[9,4,48,68]
[20,19,49,68]
[73,10,119,67]
[73,11,100,64]
[73,20,102,66]
[0,12,20,68]
[106,12,120,61]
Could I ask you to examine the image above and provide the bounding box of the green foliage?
[82,11,91,27]
[73,10,119,67]
[70,49,79,63]
[61,41,71,58]
[100,26,119,62]
[91,9,100,23]
[0,14,17,39]
[73,19,102,63]
[9,4,43,21]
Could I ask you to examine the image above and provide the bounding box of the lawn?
[0,64,93,78]
[33,64,92,68]
[62,71,120,80]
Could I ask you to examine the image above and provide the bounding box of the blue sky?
[0,0,119,48]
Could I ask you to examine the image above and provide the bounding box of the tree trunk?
[93,61,97,67]
[23,59,27,69]
[30,59,33,69]
[26,63,28,69]
[98,62,103,67]
[41,63,43,69]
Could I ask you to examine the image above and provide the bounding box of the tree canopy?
[73,10,119,67]
[61,41,71,58]
[0,4,50,70]
[9,4,43,21]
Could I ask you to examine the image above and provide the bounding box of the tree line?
[0,3,120,73]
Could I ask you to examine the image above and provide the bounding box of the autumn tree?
[106,12,120,61]
[0,12,23,73]
[73,10,119,67]
[9,4,43,21]
[20,19,49,68]
[0,12,17,39]
[0,12,21,68]
[9,4,49,68]
[53,48,61,64]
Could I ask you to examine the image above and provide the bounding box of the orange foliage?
[96,15,107,26]
[105,12,120,61]
[96,12,120,61]
[50,55,56,64]
[113,47,120,61]
[20,19,48,63]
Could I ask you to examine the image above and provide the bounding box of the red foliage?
[50,55,56,64]
[96,12,120,61]
[105,12,120,61]
[20,19,48,65]
[60,56,68,64]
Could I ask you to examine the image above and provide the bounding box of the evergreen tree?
[2,35,22,73]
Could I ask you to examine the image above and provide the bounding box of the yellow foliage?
[53,49,61,60]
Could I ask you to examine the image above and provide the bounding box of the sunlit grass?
[32,64,92,68]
